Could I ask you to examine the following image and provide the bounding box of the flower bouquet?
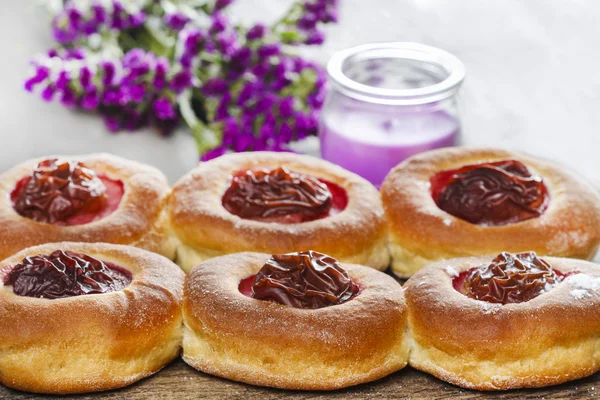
[25,0,338,160]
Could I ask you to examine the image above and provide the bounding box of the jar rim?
[326,42,465,105]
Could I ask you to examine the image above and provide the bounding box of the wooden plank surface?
[0,359,597,399]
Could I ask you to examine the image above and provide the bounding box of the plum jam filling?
[11,159,124,226]
[3,250,132,299]
[430,160,549,226]
[240,250,359,309]
[222,166,348,223]
[453,252,566,304]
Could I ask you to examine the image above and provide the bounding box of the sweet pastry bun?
[0,242,184,394]
[182,251,409,390]
[168,152,389,272]
[0,154,176,261]
[381,147,600,277]
[404,252,600,390]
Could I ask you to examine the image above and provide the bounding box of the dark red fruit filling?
[430,160,549,226]
[245,250,359,309]
[222,166,348,223]
[3,250,132,299]
[453,252,565,304]
[11,159,124,226]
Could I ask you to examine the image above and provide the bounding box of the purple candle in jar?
[320,43,465,187]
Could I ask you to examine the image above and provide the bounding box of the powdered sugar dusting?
[443,218,453,226]
[478,301,501,315]
[570,289,589,300]
[444,266,459,278]
[548,231,591,253]
[566,273,600,299]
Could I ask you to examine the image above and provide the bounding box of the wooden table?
[0,358,597,399]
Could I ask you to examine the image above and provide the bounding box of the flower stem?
[178,89,220,154]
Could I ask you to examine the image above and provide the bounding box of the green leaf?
[279,30,302,44]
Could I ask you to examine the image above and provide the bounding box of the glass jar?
[319,42,465,187]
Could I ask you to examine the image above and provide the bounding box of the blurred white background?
[1,0,599,187]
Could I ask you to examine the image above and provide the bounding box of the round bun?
[182,252,408,390]
[381,147,600,277]
[0,242,184,394]
[404,255,600,390]
[168,152,389,272]
[0,153,176,261]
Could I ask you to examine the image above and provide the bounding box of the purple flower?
[215,93,231,120]
[82,88,100,109]
[203,78,229,96]
[164,13,190,30]
[103,89,121,105]
[324,8,339,23]
[233,132,253,152]
[128,11,146,27]
[259,114,276,140]
[214,0,234,12]
[179,27,206,67]
[278,96,295,118]
[100,61,117,85]
[215,31,238,56]
[275,0,338,47]
[278,121,293,142]
[231,46,252,67]
[295,110,318,134]
[56,70,71,91]
[251,63,270,78]
[304,0,327,13]
[272,61,290,81]
[170,70,193,93]
[125,83,146,103]
[257,43,280,58]
[67,6,83,29]
[222,117,239,145]
[305,30,325,45]
[64,48,85,60]
[201,145,227,161]
[298,14,317,30]
[60,88,77,108]
[246,24,266,41]
[236,82,255,106]
[111,2,126,30]
[24,66,49,91]
[210,13,228,34]
[255,93,277,113]
[104,116,121,132]
[80,66,92,88]
[51,0,146,44]
[41,85,56,101]
[123,48,153,76]
[154,97,176,120]
[154,57,169,89]
[91,3,107,24]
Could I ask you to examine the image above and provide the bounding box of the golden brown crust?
[182,252,408,390]
[168,152,389,272]
[0,154,176,261]
[404,255,600,390]
[0,242,184,394]
[381,147,600,277]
